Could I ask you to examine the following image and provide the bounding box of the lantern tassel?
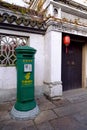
[66,46,68,54]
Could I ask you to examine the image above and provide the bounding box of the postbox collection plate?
[24,64,32,72]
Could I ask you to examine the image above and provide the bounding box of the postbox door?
[17,58,35,102]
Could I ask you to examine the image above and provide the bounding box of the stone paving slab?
[20,125,37,130]
[50,116,87,130]
[39,101,56,111]
[0,102,12,112]
[0,111,11,122]
[73,101,87,112]
[37,122,54,130]
[2,121,24,130]
[0,121,7,130]
[66,95,87,104]
[73,109,87,125]
[34,110,57,124]
[36,96,49,105]
[0,89,87,130]
[63,88,87,103]
[0,119,35,130]
[63,88,87,97]
[67,96,85,103]
[52,98,71,107]
[53,104,79,117]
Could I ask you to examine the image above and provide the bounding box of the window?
[54,8,58,17]
[0,35,28,66]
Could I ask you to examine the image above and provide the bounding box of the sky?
[3,0,87,7]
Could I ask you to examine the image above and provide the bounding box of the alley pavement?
[1,88,87,130]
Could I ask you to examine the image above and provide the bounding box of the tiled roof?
[0,1,47,31]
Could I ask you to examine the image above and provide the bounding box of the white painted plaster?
[47,3,54,17]
[62,11,87,25]
[29,33,45,95]
[0,67,17,89]
[0,29,29,37]
[29,34,44,86]
[51,31,62,82]
[44,30,62,82]
[44,31,51,82]
[0,30,29,91]
[44,29,62,98]
[0,32,44,96]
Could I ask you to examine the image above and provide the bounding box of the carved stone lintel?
[46,18,87,37]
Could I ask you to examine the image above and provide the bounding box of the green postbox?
[15,45,36,111]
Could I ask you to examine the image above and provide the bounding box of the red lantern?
[63,36,70,54]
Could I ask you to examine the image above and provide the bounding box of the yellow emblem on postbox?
[25,73,30,80]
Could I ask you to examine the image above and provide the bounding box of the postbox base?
[10,104,39,120]
[14,100,36,111]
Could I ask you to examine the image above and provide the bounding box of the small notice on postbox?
[24,64,32,72]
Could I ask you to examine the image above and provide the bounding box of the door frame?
[62,33,86,91]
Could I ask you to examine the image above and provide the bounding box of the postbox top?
[15,45,36,54]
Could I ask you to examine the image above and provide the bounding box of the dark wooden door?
[62,41,82,91]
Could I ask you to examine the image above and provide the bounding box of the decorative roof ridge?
[0,12,47,30]
[53,0,87,12]
[0,1,43,18]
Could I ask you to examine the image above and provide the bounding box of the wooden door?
[62,41,82,91]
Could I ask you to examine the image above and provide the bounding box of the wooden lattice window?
[0,35,28,66]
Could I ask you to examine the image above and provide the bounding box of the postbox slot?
[23,55,32,57]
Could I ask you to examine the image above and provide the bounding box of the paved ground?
[1,88,87,130]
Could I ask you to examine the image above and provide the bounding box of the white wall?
[0,67,17,89]
[44,30,62,82]
[44,29,62,98]
[29,33,45,96]
[62,11,87,25]
[0,30,44,96]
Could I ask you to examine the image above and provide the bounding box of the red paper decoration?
[63,36,70,53]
